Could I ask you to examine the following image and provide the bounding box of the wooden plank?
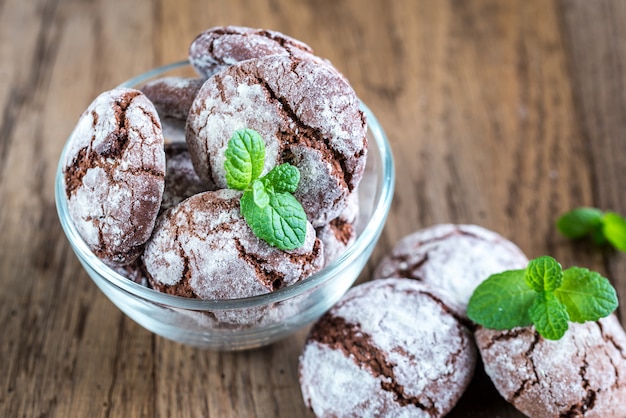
[0,0,157,417]
[559,0,626,321]
[1,0,624,417]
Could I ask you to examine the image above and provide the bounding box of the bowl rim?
[55,60,395,310]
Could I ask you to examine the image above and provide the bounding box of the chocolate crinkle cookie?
[63,88,165,266]
[316,191,359,266]
[141,76,204,121]
[111,258,149,287]
[186,53,367,226]
[299,278,476,418]
[188,25,324,79]
[142,189,324,300]
[374,224,529,320]
[475,315,626,417]
[159,142,211,213]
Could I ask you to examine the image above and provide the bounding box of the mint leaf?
[469,254,620,341]
[555,267,618,323]
[524,256,563,292]
[262,163,300,194]
[224,129,265,190]
[529,292,570,340]
[602,212,626,252]
[557,207,626,251]
[241,189,307,250]
[467,270,535,330]
[557,207,603,239]
[223,129,308,250]
[249,179,270,208]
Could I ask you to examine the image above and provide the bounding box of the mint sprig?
[224,129,307,251]
[467,255,618,340]
[554,267,619,323]
[557,207,626,251]
[224,129,265,190]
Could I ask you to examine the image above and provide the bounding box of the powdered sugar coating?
[374,224,529,320]
[63,88,165,266]
[299,278,476,417]
[188,25,321,78]
[141,76,204,120]
[111,258,149,287]
[316,191,359,266]
[475,315,626,417]
[160,117,186,144]
[160,143,211,213]
[143,189,323,300]
[186,54,368,226]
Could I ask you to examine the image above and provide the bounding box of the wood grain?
[0,0,624,417]
[559,0,626,320]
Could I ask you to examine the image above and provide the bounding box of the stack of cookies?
[62,27,368,303]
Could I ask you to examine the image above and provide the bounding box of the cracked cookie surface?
[299,278,476,417]
[63,88,165,266]
[186,54,367,226]
[142,189,323,301]
[475,315,626,417]
[374,224,529,320]
[316,191,359,267]
[188,25,323,78]
[160,142,211,213]
[141,76,204,120]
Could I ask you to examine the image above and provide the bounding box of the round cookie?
[186,54,368,226]
[111,258,149,287]
[374,224,529,320]
[63,88,165,266]
[160,142,211,213]
[141,76,204,120]
[143,189,324,300]
[188,25,321,78]
[299,278,476,418]
[475,315,626,417]
[160,116,186,144]
[316,191,359,266]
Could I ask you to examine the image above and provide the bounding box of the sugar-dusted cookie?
[186,54,367,226]
[299,278,476,417]
[188,25,320,78]
[111,258,149,287]
[63,88,165,266]
[160,142,211,213]
[143,189,324,300]
[316,191,359,266]
[141,76,204,120]
[475,315,626,417]
[374,224,528,320]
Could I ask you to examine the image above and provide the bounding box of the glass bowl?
[55,61,395,350]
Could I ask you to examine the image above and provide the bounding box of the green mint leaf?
[224,129,265,190]
[556,207,603,239]
[469,254,620,341]
[240,188,307,251]
[225,128,308,250]
[529,291,570,340]
[554,267,618,323]
[591,226,608,246]
[262,163,300,194]
[250,179,270,208]
[467,270,534,329]
[602,211,626,252]
[524,256,563,292]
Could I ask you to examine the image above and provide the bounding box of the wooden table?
[2,0,625,416]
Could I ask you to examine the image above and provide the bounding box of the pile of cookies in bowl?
[56,25,626,417]
[55,26,394,350]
